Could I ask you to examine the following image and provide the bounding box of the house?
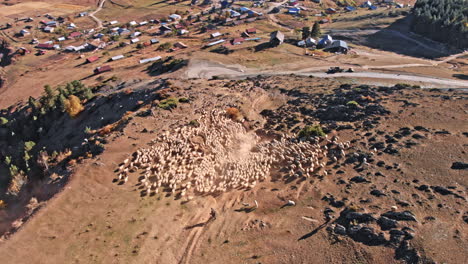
[86,55,99,63]
[57,36,66,42]
[43,26,54,33]
[239,7,250,13]
[111,55,125,61]
[130,31,141,38]
[131,38,140,44]
[270,31,284,46]
[369,5,378,10]
[129,21,138,26]
[139,21,148,26]
[288,7,300,15]
[109,20,118,25]
[345,6,356,12]
[178,29,189,35]
[231,37,244,45]
[69,32,82,38]
[150,38,159,44]
[169,14,181,20]
[159,25,172,34]
[246,28,257,34]
[205,39,225,47]
[230,10,241,18]
[362,1,373,7]
[79,12,88,17]
[36,43,54,49]
[174,42,187,49]
[45,21,57,27]
[94,65,112,74]
[323,40,348,54]
[94,33,104,39]
[139,56,161,64]
[326,8,337,14]
[89,39,106,49]
[211,32,222,38]
[221,0,231,8]
[19,29,30,36]
[298,37,316,47]
[317,34,333,48]
[118,28,131,35]
[67,23,77,29]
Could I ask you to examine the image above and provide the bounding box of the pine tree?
[311,22,321,38]
[302,27,311,40]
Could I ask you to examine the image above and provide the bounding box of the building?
[150,38,160,44]
[131,38,140,44]
[109,20,118,25]
[169,14,181,20]
[139,56,161,64]
[288,7,300,15]
[43,26,54,33]
[111,55,125,61]
[174,42,188,49]
[246,28,257,34]
[19,29,30,36]
[69,32,82,38]
[211,32,222,38]
[326,8,337,14]
[129,21,138,26]
[298,37,316,47]
[205,39,225,47]
[323,40,349,54]
[231,38,244,45]
[269,31,284,46]
[317,35,333,48]
[86,55,99,63]
[94,65,112,74]
[36,43,54,49]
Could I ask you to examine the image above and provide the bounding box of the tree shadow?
[453,74,468,80]
[298,221,329,241]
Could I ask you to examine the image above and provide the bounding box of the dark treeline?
[411,0,468,49]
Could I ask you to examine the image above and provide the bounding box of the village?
[0,0,421,82]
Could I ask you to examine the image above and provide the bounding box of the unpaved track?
[184,60,468,88]
[90,0,106,28]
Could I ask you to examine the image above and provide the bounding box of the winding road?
[90,0,106,29]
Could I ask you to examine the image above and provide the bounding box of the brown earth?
[0,76,466,264]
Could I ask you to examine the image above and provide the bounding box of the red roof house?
[246,28,257,34]
[69,32,82,38]
[94,65,112,74]
[86,55,99,63]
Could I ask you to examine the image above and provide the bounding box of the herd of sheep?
[115,109,349,198]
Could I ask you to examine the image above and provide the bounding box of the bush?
[178,97,189,103]
[158,98,178,110]
[64,95,84,118]
[346,100,359,107]
[225,107,242,121]
[158,42,172,51]
[0,117,8,125]
[24,141,36,152]
[189,120,200,127]
[298,125,326,138]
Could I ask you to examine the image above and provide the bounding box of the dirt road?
[184,60,468,88]
[90,0,106,28]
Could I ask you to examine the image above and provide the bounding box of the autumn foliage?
[64,95,84,118]
[225,107,242,121]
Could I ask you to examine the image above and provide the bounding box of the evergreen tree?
[302,27,311,40]
[311,22,321,38]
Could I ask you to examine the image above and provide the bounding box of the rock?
[350,176,368,183]
[346,212,376,223]
[348,225,387,246]
[334,224,347,235]
[395,240,420,264]
[414,126,429,132]
[286,200,296,206]
[382,211,417,222]
[411,133,425,139]
[451,162,468,170]
[416,184,429,191]
[370,190,386,197]
[396,200,410,207]
[432,186,453,195]
[377,216,398,230]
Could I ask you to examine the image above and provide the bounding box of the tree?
[311,22,321,38]
[302,26,311,40]
[64,95,84,118]
[42,85,57,110]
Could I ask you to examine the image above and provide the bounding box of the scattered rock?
[382,211,417,222]
[370,190,386,197]
[451,162,468,170]
[377,216,398,230]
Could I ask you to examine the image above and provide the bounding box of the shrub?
[158,98,178,110]
[24,141,36,152]
[346,100,359,107]
[0,117,8,125]
[158,42,172,51]
[189,120,200,127]
[225,107,242,121]
[64,95,84,118]
[298,125,326,138]
[178,97,189,103]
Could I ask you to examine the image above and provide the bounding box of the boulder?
[382,211,417,222]
[377,216,398,230]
